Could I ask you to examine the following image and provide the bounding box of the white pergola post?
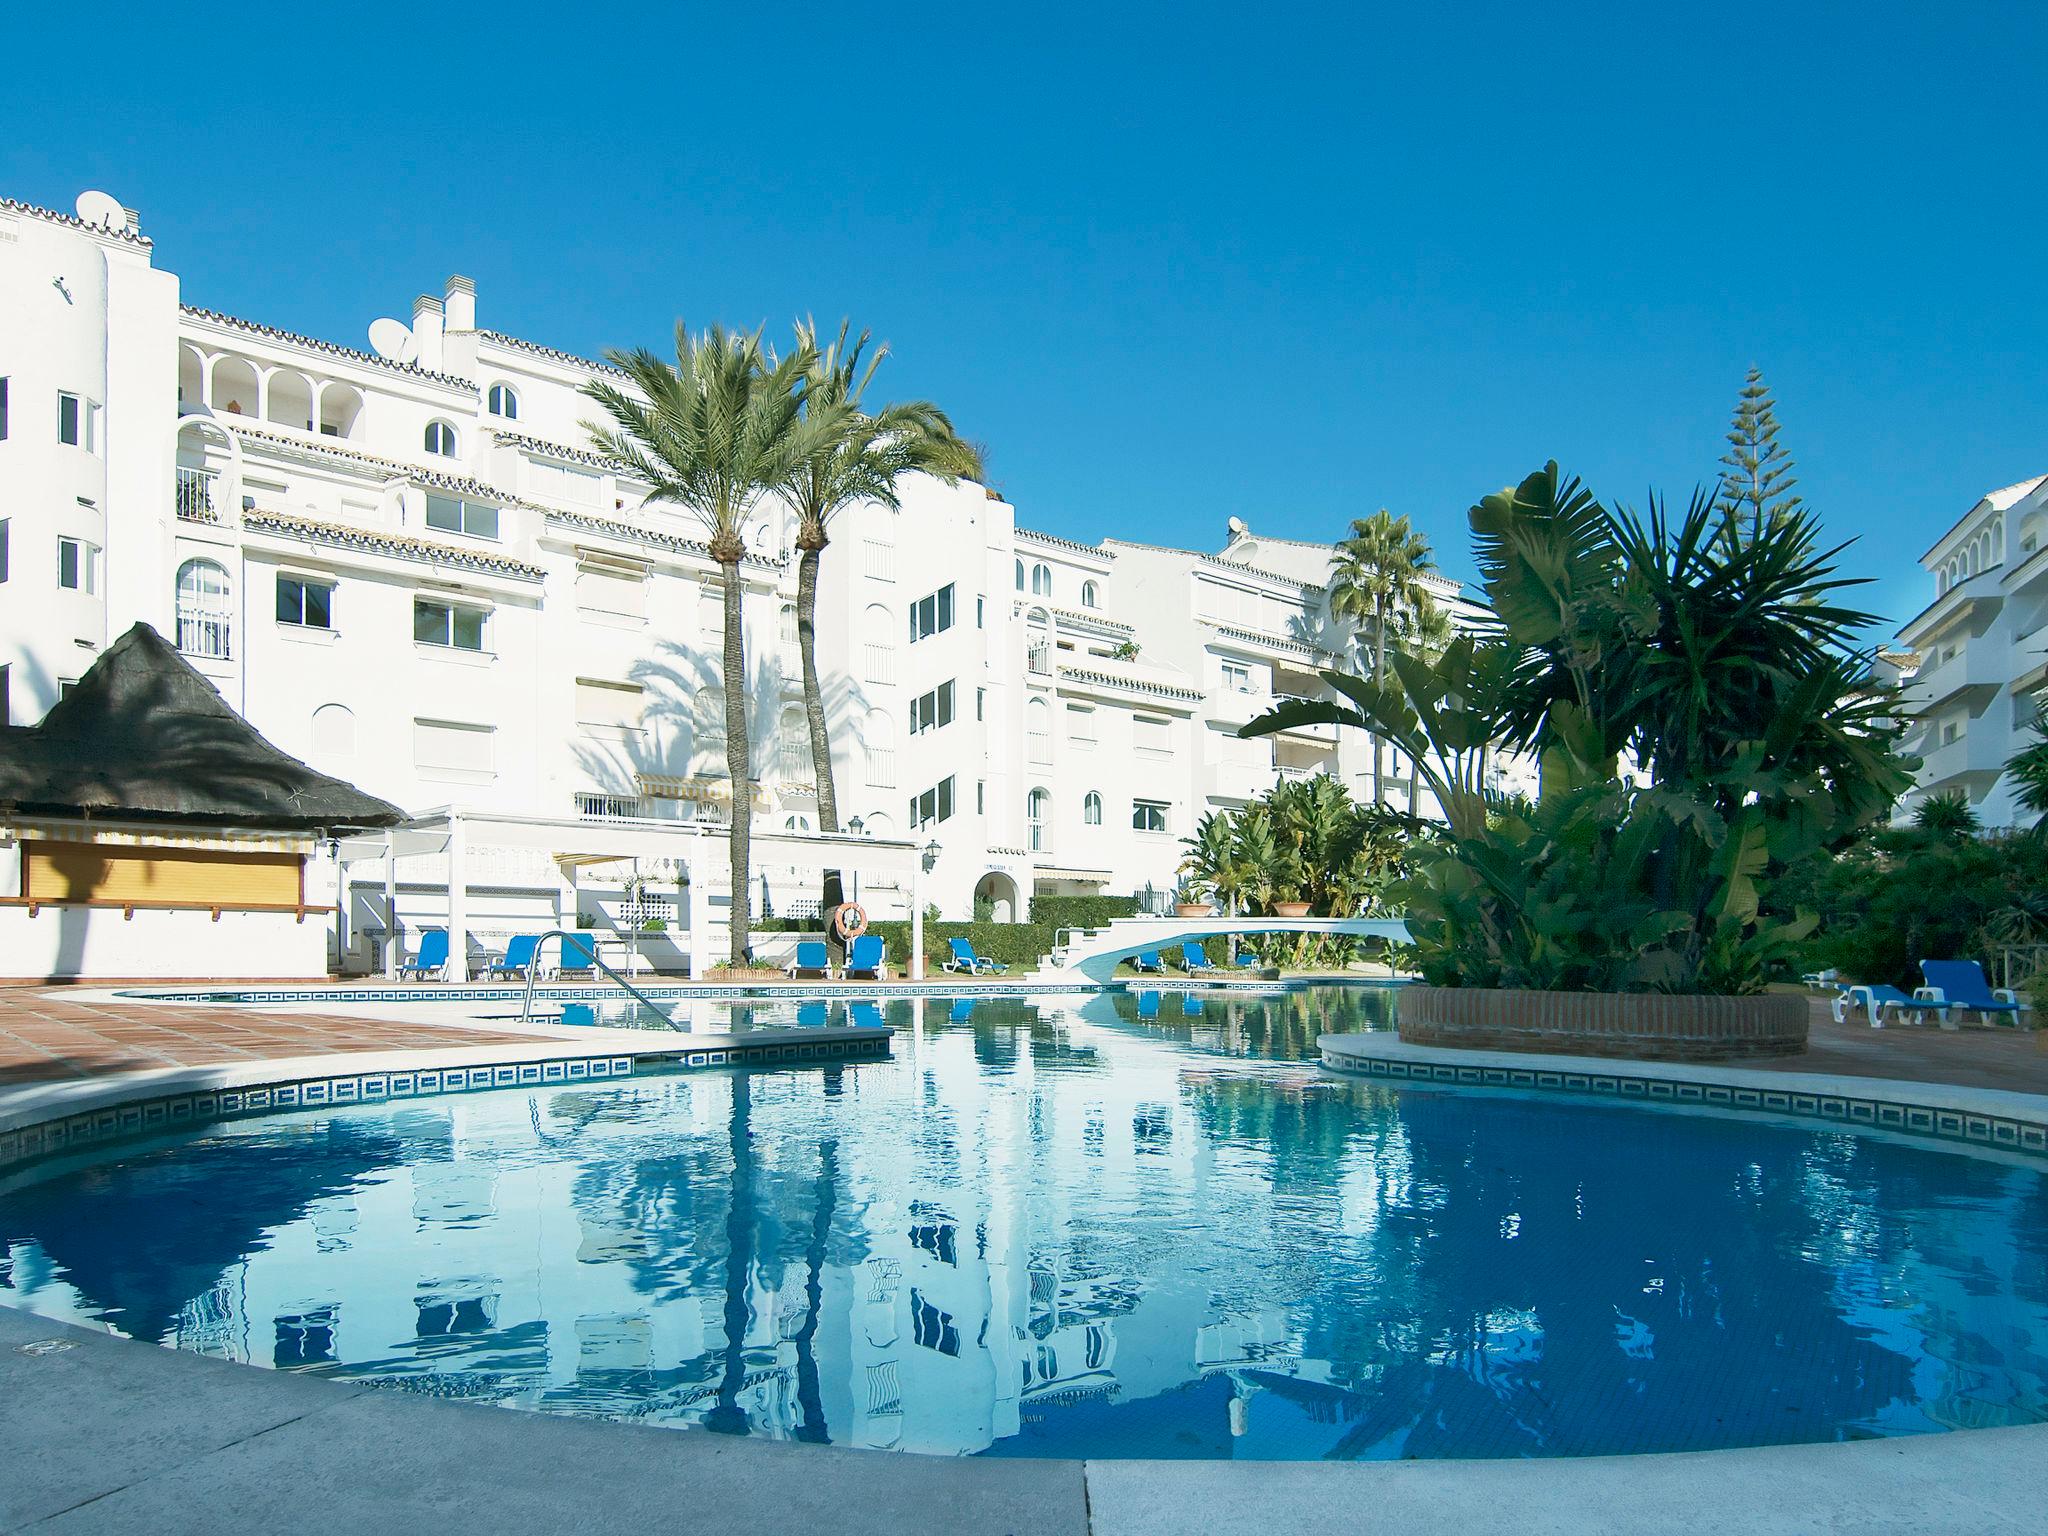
[446,813,469,983]
[909,862,926,981]
[686,837,710,980]
[332,847,350,976]
[383,830,399,980]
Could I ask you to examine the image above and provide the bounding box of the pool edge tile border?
[1318,1032,2048,1160]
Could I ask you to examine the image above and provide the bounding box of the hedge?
[1028,894,1142,929]
[867,920,1061,969]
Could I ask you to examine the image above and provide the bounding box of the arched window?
[486,383,518,419]
[424,420,458,457]
[1027,788,1050,851]
[174,559,232,659]
[862,603,895,685]
[1031,562,1052,596]
[779,602,799,649]
[1014,558,1025,592]
[779,704,808,778]
[861,810,893,839]
[785,813,814,832]
[1083,790,1103,825]
[863,706,896,788]
[1081,579,1099,608]
[311,703,356,757]
[1026,697,1052,763]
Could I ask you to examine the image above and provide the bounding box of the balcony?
[1914,726,2014,791]
[1204,686,1265,729]
[1027,643,1052,676]
[1271,693,1339,744]
[1900,642,2008,715]
[174,466,225,525]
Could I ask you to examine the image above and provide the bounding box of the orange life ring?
[832,902,869,940]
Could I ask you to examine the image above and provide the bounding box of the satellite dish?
[1226,515,1248,537]
[75,190,123,228]
[367,317,417,364]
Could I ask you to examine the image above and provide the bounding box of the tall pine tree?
[1713,366,1803,542]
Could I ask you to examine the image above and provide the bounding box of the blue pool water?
[4,985,2048,1460]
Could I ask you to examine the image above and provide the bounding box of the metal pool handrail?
[519,929,680,1029]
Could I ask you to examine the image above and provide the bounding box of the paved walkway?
[0,988,535,1089]
[1784,998,2048,1093]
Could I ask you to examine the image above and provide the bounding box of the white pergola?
[336,808,932,981]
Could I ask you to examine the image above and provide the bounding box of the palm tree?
[1331,510,1439,808]
[2005,703,2048,832]
[1912,789,1981,843]
[781,320,980,841]
[584,324,833,966]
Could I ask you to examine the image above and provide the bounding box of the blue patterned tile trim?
[1321,1048,2048,1161]
[0,1034,890,1175]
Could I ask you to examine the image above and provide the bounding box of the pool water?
[4,984,2047,1460]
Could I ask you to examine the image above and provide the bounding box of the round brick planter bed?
[1398,985,1807,1062]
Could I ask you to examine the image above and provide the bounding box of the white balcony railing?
[1027,643,1052,676]
[174,466,223,524]
[575,792,647,821]
[863,644,897,685]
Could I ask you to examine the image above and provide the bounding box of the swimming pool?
[4,984,2046,1460]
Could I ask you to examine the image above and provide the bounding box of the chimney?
[444,274,475,333]
[410,294,444,370]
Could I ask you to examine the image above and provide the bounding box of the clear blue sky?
[8,3,2043,633]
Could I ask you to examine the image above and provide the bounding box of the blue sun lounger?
[484,934,541,979]
[943,937,1007,975]
[1130,950,1165,974]
[400,928,449,980]
[845,934,887,980]
[552,933,599,978]
[787,941,834,980]
[1919,960,2026,1025]
[1180,941,1217,975]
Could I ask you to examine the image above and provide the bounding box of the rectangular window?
[910,775,956,831]
[862,537,896,581]
[1134,715,1169,754]
[276,574,334,629]
[413,718,496,779]
[976,686,985,722]
[424,492,499,540]
[1132,799,1169,833]
[1067,704,1096,746]
[0,664,8,727]
[910,583,955,643]
[58,391,81,447]
[1221,661,1253,692]
[57,536,97,594]
[976,596,984,628]
[0,376,9,439]
[576,562,646,619]
[0,518,8,583]
[414,598,486,651]
[576,678,644,734]
[976,779,985,816]
[910,680,955,736]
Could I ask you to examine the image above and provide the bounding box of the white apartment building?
[1893,472,2048,827]
[0,188,1497,970]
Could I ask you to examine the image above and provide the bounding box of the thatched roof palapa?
[0,624,406,831]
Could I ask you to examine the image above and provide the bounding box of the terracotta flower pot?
[1273,901,1313,918]
[1175,902,1216,918]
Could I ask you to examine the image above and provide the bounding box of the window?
[414,717,495,779]
[909,583,955,643]
[1132,799,1169,833]
[575,562,645,619]
[696,689,728,750]
[976,686,985,722]
[976,596,985,627]
[1014,559,1025,592]
[0,376,8,439]
[486,383,519,419]
[57,536,98,594]
[0,518,8,583]
[911,681,955,735]
[1031,562,1052,596]
[175,559,233,659]
[1221,661,1252,692]
[1027,788,1049,851]
[1081,579,1100,608]
[1084,791,1103,825]
[863,535,896,581]
[976,779,985,815]
[0,664,9,728]
[311,703,355,756]
[1134,715,1169,753]
[276,574,334,629]
[58,392,98,450]
[576,679,644,735]
[863,604,896,684]
[1067,704,1096,746]
[424,420,459,457]
[864,707,896,788]
[414,598,486,651]
[777,705,808,778]
[1026,697,1052,763]
[425,492,498,540]
[910,775,955,831]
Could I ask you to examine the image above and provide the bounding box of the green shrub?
[1029,894,1142,930]
[866,920,1060,969]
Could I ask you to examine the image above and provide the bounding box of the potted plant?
[1273,898,1314,918]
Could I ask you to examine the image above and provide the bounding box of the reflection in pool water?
[3,984,2047,1460]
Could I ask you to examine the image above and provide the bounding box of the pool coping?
[0,1023,891,1174]
[1319,1031,2048,1158]
[5,1300,2047,1535]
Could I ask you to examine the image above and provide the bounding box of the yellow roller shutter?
[24,841,303,908]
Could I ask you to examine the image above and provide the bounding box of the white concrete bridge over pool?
[1042,914,1411,982]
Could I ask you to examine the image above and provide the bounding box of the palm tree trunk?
[797,545,838,832]
[1371,606,1388,808]
[721,560,753,966]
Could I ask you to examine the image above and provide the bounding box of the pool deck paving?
[5,980,2048,1532]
